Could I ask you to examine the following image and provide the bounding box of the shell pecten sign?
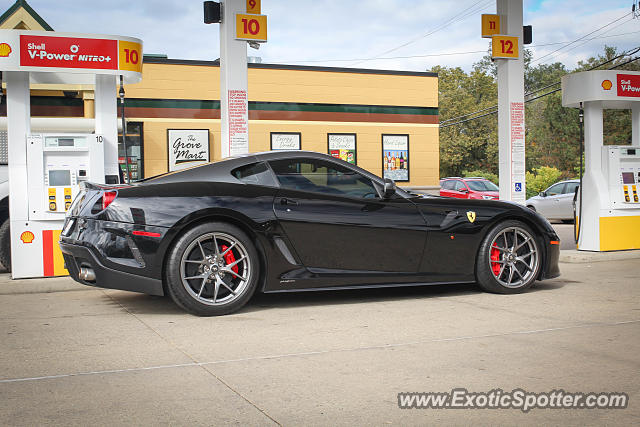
[0,42,11,57]
[0,29,142,82]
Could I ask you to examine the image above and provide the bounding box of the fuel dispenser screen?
[622,172,635,184]
[57,138,75,147]
[48,170,71,186]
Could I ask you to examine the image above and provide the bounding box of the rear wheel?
[165,222,259,316]
[476,220,541,294]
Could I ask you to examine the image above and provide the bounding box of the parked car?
[440,177,500,200]
[526,179,579,222]
[60,151,560,316]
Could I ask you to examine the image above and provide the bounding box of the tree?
[432,65,498,177]
[433,45,637,183]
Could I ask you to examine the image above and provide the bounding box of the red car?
[440,177,500,200]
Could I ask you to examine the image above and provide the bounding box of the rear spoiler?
[79,181,132,191]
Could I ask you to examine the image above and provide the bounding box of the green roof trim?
[123,98,438,116]
[125,98,220,110]
[0,0,53,31]
[30,96,82,107]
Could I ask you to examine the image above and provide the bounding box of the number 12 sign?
[491,35,519,59]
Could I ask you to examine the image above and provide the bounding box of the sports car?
[60,151,560,316]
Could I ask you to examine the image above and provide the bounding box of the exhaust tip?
[79,267,96,282]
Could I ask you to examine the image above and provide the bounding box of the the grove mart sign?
[0,29,142,82]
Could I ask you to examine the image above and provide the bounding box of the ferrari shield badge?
[466,211,476,223]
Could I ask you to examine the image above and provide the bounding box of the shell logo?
[602,80,613,90]
[0,42,11,57]
[20,231,35,244]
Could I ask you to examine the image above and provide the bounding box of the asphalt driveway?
[0,256,638,425]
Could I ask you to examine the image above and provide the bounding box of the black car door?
[268,158,427,273]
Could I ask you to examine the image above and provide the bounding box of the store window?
[118,122,144,182]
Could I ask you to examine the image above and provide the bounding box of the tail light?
[102,191,117,210]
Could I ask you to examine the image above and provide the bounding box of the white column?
[94,74,119,180]
[6,71,30,222]
[632,103,639,147]
[583,102,603,181]
[6,71,31,275]
[220,0,249,159]
[497,0,525,203]
[578,101,606,251]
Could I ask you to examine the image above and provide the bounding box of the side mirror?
[539,191,547,197]
[459,188,468,193]
[383,178,396,199]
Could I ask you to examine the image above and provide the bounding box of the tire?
[164,222,259,316]
[0,219,11,271]
[476,220,541,294]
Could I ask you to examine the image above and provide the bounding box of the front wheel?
[165,222,259,316]
[476,220,541,294]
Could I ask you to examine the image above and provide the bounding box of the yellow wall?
[126,63,438,107]
[129,62,439,186]
[143,118,439,186]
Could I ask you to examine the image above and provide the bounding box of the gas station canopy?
[0,29,142,84]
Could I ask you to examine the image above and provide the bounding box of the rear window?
[441,180,455,190]
[467,180,499,191]
[231,162,277,187]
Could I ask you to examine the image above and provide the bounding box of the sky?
[13,0,640,72]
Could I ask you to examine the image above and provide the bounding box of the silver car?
[526,179,579,222]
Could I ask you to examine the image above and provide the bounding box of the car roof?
[440,177,491,181]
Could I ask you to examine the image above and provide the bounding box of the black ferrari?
[60,151,560,316]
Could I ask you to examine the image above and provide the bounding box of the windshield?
[467,180,499,191]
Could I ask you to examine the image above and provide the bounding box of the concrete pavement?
[0,258,639,425]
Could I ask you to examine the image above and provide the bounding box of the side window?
[547,183,565,196]
[441,180,453,190]
[231,162,277,187]
[564,182,579,194]
[454,180,467,191]
[269,158,378,198]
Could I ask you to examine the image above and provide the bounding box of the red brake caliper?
[490,243,501,276]
[220,245,239,274]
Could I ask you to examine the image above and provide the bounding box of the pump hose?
[574,103,584,245]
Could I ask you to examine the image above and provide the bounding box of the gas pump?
[27,134,105,218]
[562,70,640,251]
[0,29,143,278]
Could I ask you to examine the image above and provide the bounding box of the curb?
[559,249,640,264]
[0,274,93,295]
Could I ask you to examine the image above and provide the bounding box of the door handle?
[280,198,299,206]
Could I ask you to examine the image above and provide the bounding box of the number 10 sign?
[491,35,519,59]
[235,13,267,42]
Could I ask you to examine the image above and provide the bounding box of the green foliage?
[433,45,636,185]
[432,65,498,177]
[525,166,562,199]
[463,170,498,185]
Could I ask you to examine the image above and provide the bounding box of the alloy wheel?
[179,232,251,305]
[488,226,539,288]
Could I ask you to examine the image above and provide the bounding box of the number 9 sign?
[246,0,260,14]
[491,35,519,59]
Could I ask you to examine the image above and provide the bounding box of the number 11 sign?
[491,35,519,59]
